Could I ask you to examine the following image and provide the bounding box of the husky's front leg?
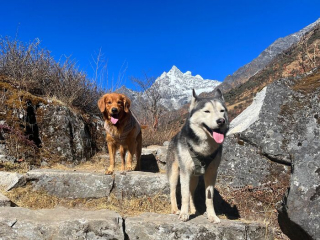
[179,169,191,221]
[204,163,220,223]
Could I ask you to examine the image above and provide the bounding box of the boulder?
[125,213,275,240]
[220,77,320,239]
[0,193,11,207]
[0,171,26,191]
[276,80,320,240]
[219,84,291,187]
[141,145,168,172]
[38,103,105,164]
[114,171,169,199]
[0,207,124,239]
[27,169,114,199]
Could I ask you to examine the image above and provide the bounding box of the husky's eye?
[204,110,210,113]
[220,109,225,113]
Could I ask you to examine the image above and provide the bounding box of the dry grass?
[1,184,171,217]
[292,70,320,93]
[216,179,290,240]
[42,153,142,173]
[0,161,30,173]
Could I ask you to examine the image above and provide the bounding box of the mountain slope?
[214,21,320,121]
[222,18,320,91]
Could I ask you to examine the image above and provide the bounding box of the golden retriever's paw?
[126,166,134,171]
[208,215,220,223]
[178,212,189,222]
[105,169,114,175]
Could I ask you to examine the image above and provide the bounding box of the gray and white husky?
[166,88,229,223]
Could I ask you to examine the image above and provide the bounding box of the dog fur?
[166,88,229,223]
[98,93,142,174]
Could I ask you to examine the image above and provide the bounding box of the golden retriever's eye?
[117,101,122,105]
[220,109,225,113]
[205,110,210,113]
[107,101,112,105]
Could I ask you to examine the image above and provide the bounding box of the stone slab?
[0,207,124,239]
[27,169,114,199]
[125,212,275,240]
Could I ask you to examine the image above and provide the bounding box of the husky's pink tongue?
[111,117,119,125]
[213,131,224,144]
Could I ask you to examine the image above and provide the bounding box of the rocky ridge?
[222,17,320,90]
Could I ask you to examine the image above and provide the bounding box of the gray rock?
[0,193,11,207]
[0,171,26,191]
[219,82,292,187]
[277,82,320,239]
[114,171,169,199]
[141,145,168,172]
[221,76,320,239]
[39,104,105,164]
[219,136,289,187]
[125,213,274,240]
[0,207,124,240]
[27,169,114,199]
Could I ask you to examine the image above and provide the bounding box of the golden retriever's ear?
[122,94,131,113]
[98,95,106,113]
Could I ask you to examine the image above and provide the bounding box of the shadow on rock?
[175,177,240,220]
[140,154,160,173]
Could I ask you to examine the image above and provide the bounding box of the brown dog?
[98,93,142,174]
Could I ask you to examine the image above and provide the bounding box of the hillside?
[212,21,320,121]
[221,17,320,91]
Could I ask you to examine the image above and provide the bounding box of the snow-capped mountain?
[117,66,221,110]
[151,66,220,109]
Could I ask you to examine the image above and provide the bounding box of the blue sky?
[1,0,320,90]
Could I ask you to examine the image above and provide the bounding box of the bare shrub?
[131,75,166,130]
[0,36,104,115]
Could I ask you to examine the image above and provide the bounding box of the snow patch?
[227,86,267,135]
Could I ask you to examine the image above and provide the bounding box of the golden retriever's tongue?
[111,117,119,125]
[213,131,224,143]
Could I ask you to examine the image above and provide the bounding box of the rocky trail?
[0,169,275,240]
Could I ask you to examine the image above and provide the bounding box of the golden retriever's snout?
[111,107,119,114]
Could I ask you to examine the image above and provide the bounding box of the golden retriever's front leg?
[119,145,127,172]
[106,142,116,175]
[126,144,135,171]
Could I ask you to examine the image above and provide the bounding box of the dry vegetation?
[1,184,170,217]
[0,37,104,115]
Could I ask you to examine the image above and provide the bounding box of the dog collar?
[186,141,221,176]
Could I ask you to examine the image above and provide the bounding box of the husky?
[166,88,229,223]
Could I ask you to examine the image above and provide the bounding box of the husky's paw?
[178,213,190,222]
[208,215,221,223]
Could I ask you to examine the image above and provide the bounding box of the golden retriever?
[98,93,142,174]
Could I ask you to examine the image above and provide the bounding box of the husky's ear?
[214,88,225,101]
[189,89,198,111]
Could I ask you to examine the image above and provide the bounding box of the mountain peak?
[168,65,183,75]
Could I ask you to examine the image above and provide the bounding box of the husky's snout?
[216,118,225,126]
